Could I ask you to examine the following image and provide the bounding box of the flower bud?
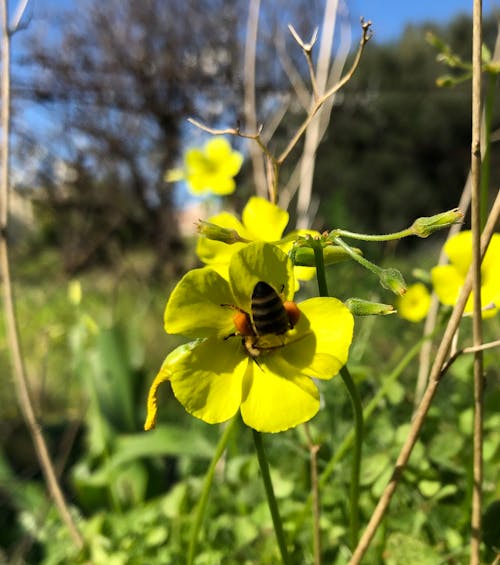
[196,220,248,244]
[291,244,361,267]
[411,208,463,238]
[379,268,407,296]
[345,298,396,316]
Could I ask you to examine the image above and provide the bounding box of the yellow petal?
[164,268,235,339]
[165,168,185,182]
[431,265,464,307]
[170,338,247,424]
[144,364,170,431]
[396,282,431,322]
[444,231,472,276]
[240,356,320,432]
[144,341,201,430]
[283,297,354,379]
[242,197,289,242]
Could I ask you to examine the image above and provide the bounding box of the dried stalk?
[469,0,484,562]
[0,0,84,550]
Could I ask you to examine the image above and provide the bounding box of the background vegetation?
[1,1,500,563]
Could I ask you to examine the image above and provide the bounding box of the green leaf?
[109,425,216,468]
[385,532,441,564]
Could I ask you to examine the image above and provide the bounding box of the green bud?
[345,298,396,316]
[379,268,407,296]
[291,244,361,267]
[411,208,463,238]
[196,220,249,244]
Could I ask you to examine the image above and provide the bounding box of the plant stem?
[1,1,84,550]
[340,366,363,549]
[312,238,329,297]
[252,429,290,565]
[187,416,238,565]
[348,190,500,564]
[312,237,363,548]
[330,227,414,242]
[470,0,484,563]
[329,235,384,279]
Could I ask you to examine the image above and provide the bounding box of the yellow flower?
[431,230,500,317]
[396,282,431,322]
[166,137,243,196]
[196,196,316,283]
[145,242,354,433]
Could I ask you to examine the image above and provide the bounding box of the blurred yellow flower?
[431,230,500,318]
[166,137,243,196]
[396,282,431,322]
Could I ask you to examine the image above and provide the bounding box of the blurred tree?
[17,0,247,275]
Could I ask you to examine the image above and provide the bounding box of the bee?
[227,281,301,358]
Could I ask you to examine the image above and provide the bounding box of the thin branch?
[275,31,310,110]
[187,117,271,158]
[440,339,500,377]
[243,0,267,199]
[0,0,84,550]
[348,188,500,565]
[288,24,320,100]
[277,18,371,165]
[470,0,484,562]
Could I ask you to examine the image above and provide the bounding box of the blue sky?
[351,0,498,42]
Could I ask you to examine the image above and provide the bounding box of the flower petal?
[205,138,243,177]
[242,197,289,242]
[144,341,201,430]
[431,265,464,307]
[283,297,354,379]
[396,282,431,322]
[170,337,247,424]
[444,231,472,276]
[164,268,235,338]
[240,356,320,432]
[228,242,294,313]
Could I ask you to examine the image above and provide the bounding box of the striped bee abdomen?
[251,281,290,336]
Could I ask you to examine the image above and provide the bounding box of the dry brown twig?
[188,18,371,203]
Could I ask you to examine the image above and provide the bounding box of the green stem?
[312,238,329,297]
[330,235,384,278]
[330,227,414,242]
[252,429,290,565]
[187,416,238,565]
[339,365,363,549]
[312,238,363,548]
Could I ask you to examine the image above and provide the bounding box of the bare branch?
[277,18,372,165]
[288,24,320,99]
